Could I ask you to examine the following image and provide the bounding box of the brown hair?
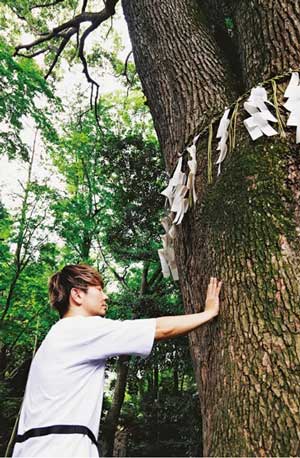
[49,264,104,318]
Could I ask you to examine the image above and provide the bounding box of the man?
[12,264,222,457]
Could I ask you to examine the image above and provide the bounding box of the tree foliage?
[0,39,58,160]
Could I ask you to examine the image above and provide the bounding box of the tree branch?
[30,0,65,9]
[17,46,53,59]
[105,16,114,39]
[14,1,119,60]
[14,12,100,54]
[14,0,119,129]
[148,265,163,290]
[96,238,130,290]
[45,27,78,79]
[122,50,134,85]
[81,0,89,13]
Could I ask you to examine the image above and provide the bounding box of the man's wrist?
[202,309,218,320]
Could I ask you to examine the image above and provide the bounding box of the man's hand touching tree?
[204,277,223,319]
[155,277,223,341]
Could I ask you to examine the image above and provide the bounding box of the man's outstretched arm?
[155,277,222,341]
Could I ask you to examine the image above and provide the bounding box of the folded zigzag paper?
[284,72,300,143]
[244,87,278,140]
[159,134,199,280]
[216,108,230,175]
[158,216,178,280]
[186,134,198,203]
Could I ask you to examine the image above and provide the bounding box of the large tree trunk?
[232,0,300,88]
[122,0,233,164]
[122,0,300,455]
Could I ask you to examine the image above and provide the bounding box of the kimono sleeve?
[77,317,156,361]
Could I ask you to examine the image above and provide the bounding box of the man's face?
[81,285,109,317]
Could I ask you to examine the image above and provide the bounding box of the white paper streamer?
[158,249,170,278]
[284,72,300,143]
[216,108,230,176]
[161,215,176,239]
[161,215,172,233]
[244,87,278,141]
[158,225,178,280]
[159,134,200,280]
[168,224,176,239]
[161,156,191,226]
[159,158,184,279]
[187,143,197,203]
[161,157,186,207]
[171,185,189,225]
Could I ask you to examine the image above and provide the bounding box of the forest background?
[0,1,201,456]
[1,0,300,457]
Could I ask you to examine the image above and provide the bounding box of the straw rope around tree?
[158,70,300,280]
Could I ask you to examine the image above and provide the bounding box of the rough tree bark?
[122,0,300,456]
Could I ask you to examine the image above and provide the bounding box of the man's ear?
[70,288,84,306]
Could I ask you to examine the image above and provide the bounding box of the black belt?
[15,424,99,448]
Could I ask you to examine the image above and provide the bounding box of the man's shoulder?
[49,316,120,337]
